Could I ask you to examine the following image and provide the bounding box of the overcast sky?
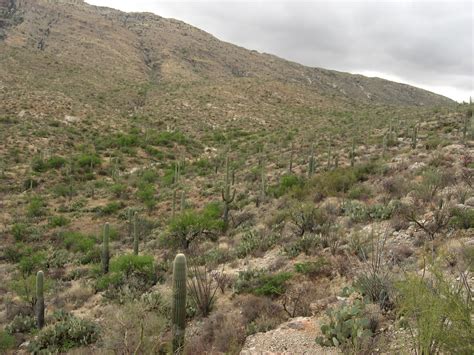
[86,0,473,102]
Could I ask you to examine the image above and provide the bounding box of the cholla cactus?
[36,270,45,329]
[101,223,110,274]
[172,254,187,354]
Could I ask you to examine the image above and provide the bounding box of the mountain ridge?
[0,0,453,125]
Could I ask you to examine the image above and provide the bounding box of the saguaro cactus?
[289,141,294,174]
[101,222,110,274]
[133,212,139,255]
[463,96,472,144]
[221,155,236,231]
[172,254,187,354]
[326,140,332,169]
[172,189,177,217]
[36,270,45,329]
[350,137,356,167]
[308,144,316,178]
[411,124,418,149]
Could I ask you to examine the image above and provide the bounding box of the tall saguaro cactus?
[221,155,236,231]
[308,144,316,178]
[411,124,418,149]
[289,141,294,174]
[101,222,110,274]
[36,270,45,329]
[133,212,139,255]
[350,137,356,167]
[463,96,472,144]
[172,254,187,354]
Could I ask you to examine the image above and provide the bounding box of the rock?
[465,197,474,207]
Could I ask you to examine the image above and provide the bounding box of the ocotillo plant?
[133,212,139,255]
[101,222,110,274]
[221,155,236,231]
[172,253,187,354]
[36,270,45,329]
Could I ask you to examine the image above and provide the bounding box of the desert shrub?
[28,314,99,353]
[11,222,29,241]
[316,300,373,350]
[312,168,357,197]
[281,282,314,317]
[53,183,74,198]
[240,295,286,335]
[288,203,329,237]
[76,152,101,169]
[396,270,473,354]
[137,182,156,211]
[110,183,126,197]
[10,273,53,308]
[343,200,396,223]
[6,314,36,334]
[3,243,29,262]
[413,167,451,202]
[0,330,15,352]
[234,230,280,258]
[102,299,168,354]
[47,249,71,268]
[31,156,47,172]
[27,195,46,217]
[110,254,155,279]
[18,251,46,276]
[96,254,156,300]
[49,215,70,227]
[354,274,393,311]
[98,201,122,215]
[450,206,474,229]
[164,203,223,249]
[269,174,303,197]
[285,233,321,257]
[61,231,96,254]
[347,183,372,200]
[185,312,247,354]
[235,270,292,298]
[47,156,66,169]
[294,258,331,278]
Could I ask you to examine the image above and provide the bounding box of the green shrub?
[76,153,101,169]
[99,201,122,215]
[235,270,292,298]
[137,183,155,210]
[110,183,127,197]
[269,174,303,197]
[27,195,46,217]
[294,258,331,278]
[165,203,223,249]
[0,330,15,352]
[31,156,47,172]
[49,215,70,227]
[62,231,96,254]
[110,254,155,278]
[10,273,53,306]
[450,207,474,229]
[11,222,29,241]
[283,233,321,257]
[347,184,372,200]
[396,270,473,354]
[6,315,36,334]
[316,300,373,350]
[47,156,66,169]
[235,231,280,258]
[28,314,99,353]
[18,251,46,276]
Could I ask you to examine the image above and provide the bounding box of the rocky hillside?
[1,0,452,126]
[0,1,471,355]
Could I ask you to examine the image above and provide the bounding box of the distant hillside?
[0,0,453,131]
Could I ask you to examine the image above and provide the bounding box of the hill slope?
[1,0,453,128]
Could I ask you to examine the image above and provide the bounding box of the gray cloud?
[87,0,473,101]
